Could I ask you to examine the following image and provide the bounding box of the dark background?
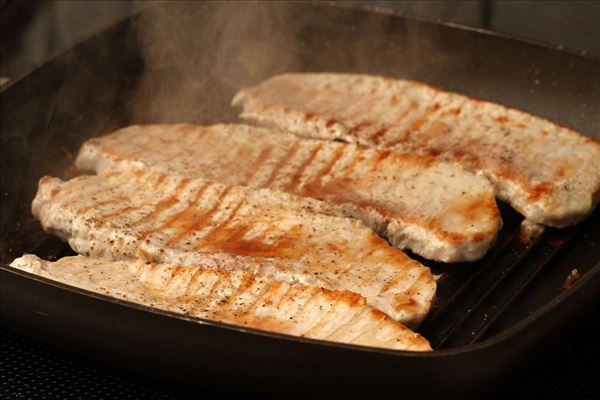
[1,1,599,399]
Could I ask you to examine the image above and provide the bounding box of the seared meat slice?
[32,170,436,327]
[10,255,431,351]
[75,123,501,262]
[233,73,600,227]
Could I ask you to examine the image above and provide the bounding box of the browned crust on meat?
[302,176,499,244]
[319,287,366,308]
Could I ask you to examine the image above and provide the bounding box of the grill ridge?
[469,225,583,344]
[418,204,598,349]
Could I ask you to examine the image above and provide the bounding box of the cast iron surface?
[1,3,599,399]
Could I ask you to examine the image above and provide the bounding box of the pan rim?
[328,1,600,62]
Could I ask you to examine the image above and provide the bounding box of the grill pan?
[1,3,599,398]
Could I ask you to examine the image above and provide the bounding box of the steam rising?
[128,2,482,124]
[130,2,302,124]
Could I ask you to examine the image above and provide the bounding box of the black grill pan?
[1,3,599,398]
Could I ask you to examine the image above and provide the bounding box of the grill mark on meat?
[315,145,346,181]
[213,274,254,312]
[198,196,247,249]
[101,205,138,221]
[184,271,218,313]
[165,186,232,247]
[137,248,153,262]
[354,310,388,342]
[406,110,431,132]
[325,119,338,129]
[269,283,294,314]
[225,142,256,179]
[286,289,324,337]
[304,112,316,121]
[229,275,265,315]
[410,103,450,138]
[230,276,266,317]
[380,130,412,148]
[238,273,259,296]
[403,269,432,300]
[244,280,280,315]
[384,102,440,147]
[140,181,211,242]
[426,122,451,137]
[271,286,310,324]
[252,280,283,309]
[392,294,418,313]
[283,143,323,191]
[183,267,205,295]
[337,151,362,178]
[422,98,468,138]
[218,224,303,259]
[301,297,332,338]
[347,121,372,139]
[380,266,415,294]
[290,287,326,326]
[263,141,300,187]
[136,196,178,228]
[244,146,273,184]
[156,174,167,186]
[340,311,379,342]
[136,178,194,240]
[324,308,365,342]
[164,266,182,290]
[195,272,226,313]
[369,127,389,144]
[390,100,418,128]
[152,182,308,259]
[369,149,392,169]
